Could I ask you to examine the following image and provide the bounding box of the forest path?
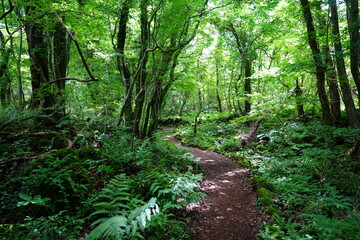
[163,130,261,240]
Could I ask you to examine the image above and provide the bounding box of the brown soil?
[167,135,262,240]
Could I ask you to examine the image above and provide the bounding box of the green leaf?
[31,198,45,206]
[17,201,30,207]
[31,195,50,206]
[19,193,32,201]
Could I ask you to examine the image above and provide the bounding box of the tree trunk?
[228,24,252,115]
[145,50,176,137]
[315,3,342,125]
[234,75,244,115]
[179,93,188,117]
[300,0,333,126]
[344,0,360,106]
[295,78,305,119]
[17,27,25,105]
[134,0,149,137]
[324,47,342,125]
[329,0,360,128]
[53,18,70,117]
[244,58,252,114]
[193,86,203,136]
[116,0,133,124]
[215,56,223,112]
[25,5,56,112]
[0,30,10,106]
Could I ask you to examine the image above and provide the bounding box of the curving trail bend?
[167,134,261,240]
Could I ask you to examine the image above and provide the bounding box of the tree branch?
[190,0,235,18]
[3,132,74,163]
[0,116,33,131]
[56,14,98,81]
[0,0,14,21]
[49,77,99,84]
[5,150,58,163]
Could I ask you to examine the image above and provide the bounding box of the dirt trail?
[167,135,261,240]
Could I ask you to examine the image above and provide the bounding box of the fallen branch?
[65,138,74,149]
[5,150,58,163]
[0,116,33,131]
[21,131,59,136]
[1,131,59,136]
[240,119,262,147]
[3,134,73,164]
[346,139,360,160]
[49,77,99,84]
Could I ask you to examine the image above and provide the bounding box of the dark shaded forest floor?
[165,133,262,240]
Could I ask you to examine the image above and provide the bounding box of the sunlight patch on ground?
[201,180,222,191]
[186,201,211,211]
[204,159,216,163]
[220,180,231,183]
[221,168,248,177]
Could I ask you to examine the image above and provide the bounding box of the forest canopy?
[0,0,359,130]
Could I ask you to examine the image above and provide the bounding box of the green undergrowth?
[0,112,205,239]
[178,117,360,240]
[159,111,239,127]
[177,117,243,152]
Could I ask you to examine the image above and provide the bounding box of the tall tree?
[24,1,56,112]
[53,16,71,116]
[116,0,133,124]
[299,0,333,126]
[315,2,342,125]
[344,0,360,105]
[226,23,253,114]
[23,0,94,122]
[0,29,11,106]
[328,0,360,128]
[118,0,209,137]
[214,54,223,112]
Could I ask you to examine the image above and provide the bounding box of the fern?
[86,174,159,240]
[127,198,159,235]
[90,174,133,219]
[150,171,206,206]
[86,216,128,240]
[86,198,159,240]
[170,173,206,205]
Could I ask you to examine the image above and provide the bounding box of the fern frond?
[94,202,130,209]
[90,209,123,219]
[128,198,159,230]
[88,173,160,239]
[87,198,160,240]
[85,216,127,240]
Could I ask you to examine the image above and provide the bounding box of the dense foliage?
[1,0,360,239]
[0,111,204,239]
